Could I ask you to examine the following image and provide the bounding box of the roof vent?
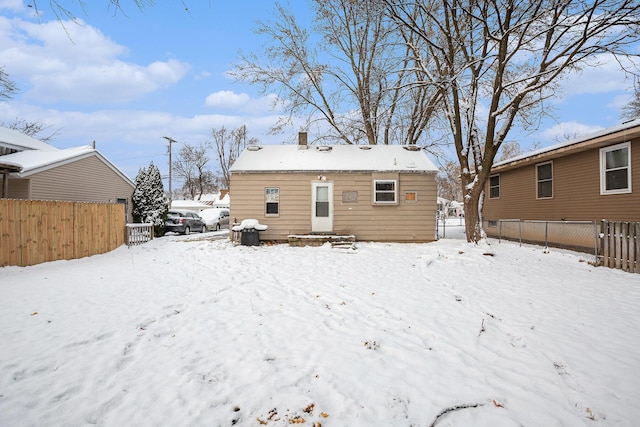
[247,145,262,151]
[359,146,372,150]
[316,146,333,152]
[402,145,421,151]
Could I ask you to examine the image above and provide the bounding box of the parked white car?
[199,208,230,231]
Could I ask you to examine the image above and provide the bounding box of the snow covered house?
[229,133,439,243]
[483,119,640,225]
[0,127,135,221]
[170,199,211,213]
[197,190,230,209]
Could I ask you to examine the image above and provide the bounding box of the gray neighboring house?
[0,127,135,221]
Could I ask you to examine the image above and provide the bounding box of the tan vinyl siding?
[483,138,640,222]
[5,156,134,221]
[4,178,30,199]
[231,171,437,242]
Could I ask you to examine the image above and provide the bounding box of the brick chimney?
[298,132,308,148]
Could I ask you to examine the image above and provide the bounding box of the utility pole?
[162,136,176,204]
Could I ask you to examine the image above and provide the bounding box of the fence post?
[622,222,629,272]
[544,221,549,250]
[594,221,600,267]
[518,220,522,247]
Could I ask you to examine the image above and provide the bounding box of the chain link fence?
[435,213,466,239]
[484,219,599,262]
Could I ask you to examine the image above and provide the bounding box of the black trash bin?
[241,228,260,246]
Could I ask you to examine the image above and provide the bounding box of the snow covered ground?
[1,222,639,426]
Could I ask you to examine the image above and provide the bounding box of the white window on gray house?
[536,161,553,199]
[489,174,500,199]
[600,142,631,195]
[374,180,397,203]
[265,187,279,215]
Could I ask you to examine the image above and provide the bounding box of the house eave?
[492,121,640,172]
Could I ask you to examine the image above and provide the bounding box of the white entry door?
[311,182,333,233]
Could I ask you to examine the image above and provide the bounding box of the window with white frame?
[600,142,631,194]
[265,187,279,215]
[536,161,553,198]
[489,174,500,199]
[373,180,397,203]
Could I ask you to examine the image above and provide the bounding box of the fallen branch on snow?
[429,402,485,427]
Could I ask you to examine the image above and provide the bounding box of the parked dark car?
[165,210,207,235]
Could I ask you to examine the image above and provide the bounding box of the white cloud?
[540,121,604,144]
[0,0,23,12]
[194,71,211,81]
[205,90,250,110]
[556,53,638,99]
[204,91,283,114]
[0,17,190,104]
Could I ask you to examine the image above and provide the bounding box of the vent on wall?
[359,146,372,150]
[247,145,262,151]
[316,146,333,152]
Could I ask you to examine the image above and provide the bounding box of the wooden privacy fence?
[0,199,126,267]
[600,220,640,274]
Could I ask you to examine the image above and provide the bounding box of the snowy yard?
[1,223,639,426]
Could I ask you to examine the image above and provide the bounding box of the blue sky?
[0,0,637,187]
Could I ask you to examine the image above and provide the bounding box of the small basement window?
[374,180,397,204]
[265,187,279,216]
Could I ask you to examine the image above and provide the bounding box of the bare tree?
[386,0,640,243]
[622,78,640,121]
[30,1,156,20]
[172,142,216,200]
[1,68,59,143]
[213,125,258,190]
[1,119,59,144]
[0,67,18,101]
[435,160,462,202]
[231,0,442,146]
[498,141,522,162]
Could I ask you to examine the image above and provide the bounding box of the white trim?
[265,187,280,217]
[311,181,333,232]
[599,142,632,195]
[373,179,397,204]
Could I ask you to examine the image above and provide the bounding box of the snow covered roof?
[170,200,211,210]
[230,144,438,173]
[0,126,57,152]
[494,118,640,169]
[0,145,133,185]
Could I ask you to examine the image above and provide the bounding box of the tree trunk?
[462,178,485,244]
